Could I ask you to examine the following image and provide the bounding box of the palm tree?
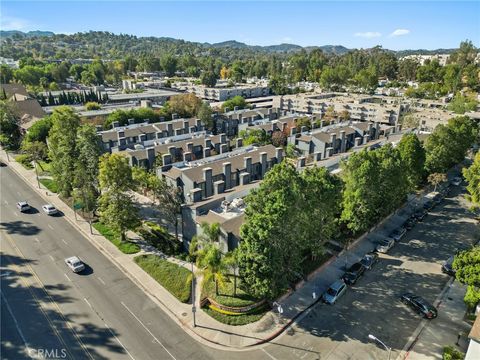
[196,243,227,296]
[223,249,240,297]
[189,222,221,261]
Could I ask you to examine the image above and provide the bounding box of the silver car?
[322,280,347,305]
[65,256,85,273]
[42,204,58,215]
[376,238,395,253]
[16,201,30,212]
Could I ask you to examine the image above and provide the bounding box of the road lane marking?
[64,273,72,282]
[48,224,54,230]
[262,348,279,360]
[1,291,34,358]
[61,239,68,245]
[13,211,18,217]
[97,277,106,285]
[48,255,55,262]
[104,322,136,360]
[34,237,40,243]
[84,298,92,308]
[121,301,177,360]
[4,200,8,205]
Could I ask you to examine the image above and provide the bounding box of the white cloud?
[354,32,382,39]
[390,29,410,37]
[0,16,32,31]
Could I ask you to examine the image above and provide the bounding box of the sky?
[1,1,479,50]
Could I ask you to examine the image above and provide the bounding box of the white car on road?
[65,256,85,273]
[42,204,58,215]
[376,238,395,253]
[16,201,31,212]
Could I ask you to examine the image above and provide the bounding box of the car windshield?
[72,260,81,266]
[350,264,362,271]
[326,288,337,296]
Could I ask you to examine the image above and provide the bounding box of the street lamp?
[191,261,196,328]
[368,334,391,360]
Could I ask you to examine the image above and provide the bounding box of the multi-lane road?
[1,161,478,360]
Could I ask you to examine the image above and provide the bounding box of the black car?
[423,200,435,211]
[360,252,379,270]
[441,256,456,276]
[342,262,366,285]
[433,193,443,204]
[390,227,407,241]
[404,218,416,230]
[400,293,438,319]
[413,209,427,221]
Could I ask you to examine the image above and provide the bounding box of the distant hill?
[0,30,55,38]
[210,40,349,54]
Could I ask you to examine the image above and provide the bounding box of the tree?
[74,125,102,213]
[21,141,48,172]
[155,182,183,241]
[200,71,217,87]
[463,152,480,208]
[239,128,269,145]
[220,66,230,80]
[0,65,14,83]
[453,246,480,309]
[223,249,240,296]
[160,53,178,77]
[0,100,22,150]
[48,106,80,197]
[197,102,214,131]
[427,173,447,192]
[295,117,312,132]
[353,65,378,92]
[239,162,304,298]
[168,93,202,119]
[221,96,248,112]
[271,130,287,147]
[398,59,418,81]
[98,153,140,242]
[23,116,52,144]
[196,243,227,296]
[447,91,478,114]
[397,133,426,190]
[85,102,101,110]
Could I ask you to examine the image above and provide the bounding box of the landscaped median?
[92,222,140,254]
[201,276,269,326]
[134,254,192,303]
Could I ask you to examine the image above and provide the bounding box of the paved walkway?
[0,149,433,351]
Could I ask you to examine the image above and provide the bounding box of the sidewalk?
[405,281,470,360]
[0,150,424,350]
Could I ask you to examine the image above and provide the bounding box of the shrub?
[85,102,101,110]
[139,222,182,256]
[203,304,268,326]
[134,254,191,302]
[93,222,140,254]
[443,346,464,360]
[464,285,480,310]
[15,154,33,169]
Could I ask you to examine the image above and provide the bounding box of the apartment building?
[98,118,204,152]
[216,107,282,136]
[272,92,408,125]
[172,82,270,101]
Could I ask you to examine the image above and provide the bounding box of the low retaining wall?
[201,297,267,314]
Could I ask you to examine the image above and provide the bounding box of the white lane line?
[61,239,68,245]
[48,255,55,262]
[13,211,18,217]
[104,322,136,360]
[48,224,54,230]
[84,298,92,308]
[4,200,8,205]
[1,291,34,358]
[262,348,279,360]
[64,273,72,282]
[121,301,177,360]
[97,277,106,286]
[34,237,40,243]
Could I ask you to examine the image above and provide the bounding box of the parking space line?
[97,277,106,286]
[262,348,279,360]
[61,239,68,245]
[84,298,92,308]
[48,224,54,230]
[34,237,40,243]
[64,273,72,282]
[48,255,55,262]
[121,301,177,360]
[13,211,18,217]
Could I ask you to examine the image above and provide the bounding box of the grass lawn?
[93,222,140,254]
[15,154,33,169]
[134,254,192,303]
[201,276,269,325]
[36,161,52,175]
[39,178,58,193]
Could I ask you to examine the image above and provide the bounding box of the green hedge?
[93,222,140,254]
[443,346,464,360]
[203,305,268,326]
[15,154,33,169]
[134,254,191,303]
[138,222,182,256]
[39,178,58,193]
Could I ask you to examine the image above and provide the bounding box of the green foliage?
[168,93,202,119]
[139,222,181,256]
[134,255,192,303]
[104,107,162,129]
[93,222,140,254]
[48,106,80,197]
[341,144,409,235]
[197,244,227,296]
[443,346,464,360]
[200,71,217,87]
[448,92,478,114]
[15,154,33,169]
[453,246,480,288]
[239,128,269,146]
[463,152,480,207]
[463,285,480,310]
[85,101,101,110]
[39,178,58,193]
[397,133,426,189]
[21,141,48,163]
[0,100,22,150]
[23,116,52,144]
[197,102,214,131]
[203,304,267,326]
[221,96,248,112]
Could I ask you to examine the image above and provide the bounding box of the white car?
[42,204,58,215]
[16,201,31,212]
[322,280,347,305]
[376,238,395,253]
[452,177,462,186]
[64,256,85,273]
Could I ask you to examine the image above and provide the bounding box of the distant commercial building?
[0,57,19,69]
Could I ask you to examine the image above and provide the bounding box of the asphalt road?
[1,161,477,360]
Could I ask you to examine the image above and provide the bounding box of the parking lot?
[262,184,479,360]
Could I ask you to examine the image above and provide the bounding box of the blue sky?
[1,1,479,50]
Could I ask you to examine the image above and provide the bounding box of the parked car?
[16,201,31,212]
[322,280,347,305]
[390,227,407,241]
[342,262,366,285]
[452,177,462,186]
[423,200,435,211]
[433,193,443,204]
[441,256,456,276]
[376,238,395,253]
[440,185,451,196]
[42,204,58,215]
[404,218,416,231]
[64,256,85,273]
[413,209,427,221]
[360,252,379,270]
[400,293,438,319]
